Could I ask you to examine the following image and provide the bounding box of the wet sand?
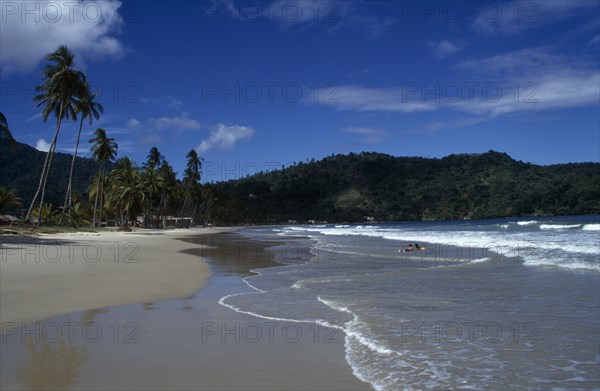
[0,227,237,325]
[0,230,370,390]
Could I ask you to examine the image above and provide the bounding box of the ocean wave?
[582,224,600,231]
[515,221,540,226]
[539,224,582,230]
[317,296,397,356]
[471,257,492,263]
[522,258,600,272]
[278,224,600,272]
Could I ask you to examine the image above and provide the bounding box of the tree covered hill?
[2,143,598,224]
[0,140,101,208]
[207,151,600,224]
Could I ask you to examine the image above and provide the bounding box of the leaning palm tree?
[25,46,85,224]
[89,128,118,226]
[0,112,16,146]
[60,84,103,224]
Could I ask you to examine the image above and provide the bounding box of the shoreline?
[0,228,371,390]
[0,227,240,325]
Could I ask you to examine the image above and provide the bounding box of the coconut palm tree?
[141,147,165,227]
[60,84,103,224]
[157,161,177,228]
[0,187,22,213]
[180,149,203,222]
[25,46,86,225]
[0,112,16,146]
[105,157,144,227]
[146,147,165,169]
[89,128,118,227]
[141,165,161,227]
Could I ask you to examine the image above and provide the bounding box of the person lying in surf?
[400,243,427,252]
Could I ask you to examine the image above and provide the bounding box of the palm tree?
[141,165,161,227]
[0,112,16,146]
[105,157,144,227]
[89,128,118,227]
[0,187,22,213]
[146,147,165,169]
[60,84,103,224]
[180,149,203,223]
[25,46,86,225]
[157,161,177,228]
[141,147,166,227]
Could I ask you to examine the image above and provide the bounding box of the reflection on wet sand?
[18,336,87,391]
[81,308,108,326]
[179,233,282,276]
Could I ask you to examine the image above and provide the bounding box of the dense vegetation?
[2,143,599,225]
[0,140,101,211]
[206,151,600,224]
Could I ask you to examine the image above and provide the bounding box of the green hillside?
[207,151,600,224]
[0,140,101,209]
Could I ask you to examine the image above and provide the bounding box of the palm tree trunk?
[38,142,57,225]
[25,104,64,223]
[37,138,59,225]
[158,190,166,229]
[92,165,102,227]
[98,167,105,226]
[99,178,104,226]
[25,144,52,223]
[60,116,85,225]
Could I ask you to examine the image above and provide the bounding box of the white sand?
[0,227,238,325]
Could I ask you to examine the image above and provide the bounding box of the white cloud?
[311,85,438,113]
[454,46,600,116]
[127,113,201,132]
[139,95,184,109]
[211,0,395,38]
[0,0,125,74]
[126,118,141,129]
[429,40,462,59]
[151,112,201,131]
[588,34,600,46]
[314,46,599,132]
[166,96,183,109]
[196,124,254,153]
[35,138,51,152]
[26,113,43,123]
[342,127,386,143]
[472,0,597,36]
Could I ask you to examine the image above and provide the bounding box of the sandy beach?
[0,227,238,325]
[0,228,370,390]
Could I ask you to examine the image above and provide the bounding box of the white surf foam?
[582,224,600,231]
[539,224,581,230]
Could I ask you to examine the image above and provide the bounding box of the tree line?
[205,151,600,224]
[0,46,206,228]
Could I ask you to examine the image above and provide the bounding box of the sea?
[221,215,600,390]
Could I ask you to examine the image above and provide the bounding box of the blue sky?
[1,0,599,181]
